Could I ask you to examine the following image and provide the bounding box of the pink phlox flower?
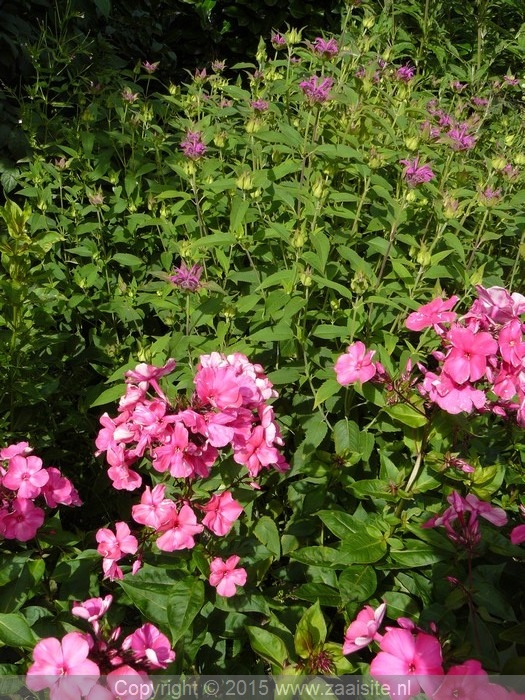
[195,365,245,409]
[396,64,415,82]
[498,320,525,367]
[72,595,113,623]
[400,156,435,187]
[2,454,49,499]
[474,285,525,324]
[202,491,243,536]
[343,602,386,654]
[510,524,525,545]
[118,385,147,411]
[405,295,459,331]
[107,463,142,491]
[209,555,247,597]
[180,130,207,159]
[464,493,507,527]
[125,358,176,398]
[0,441,32,460]
[233,424,284,477]
[169,263,203,291]
[151,421,201,478]
[122,623,175,669]
[312,37,339,58]
[0,497,45,541]
[443,325,498,384]
[96,521,138,561]
[433,660,509,700]
[370,628,443,699]
[26,632,100,700]
[419,368,486,414]
[106,666,152,700]
[299,75,334,104]
[202,409,237,448]
[335,341,378,386]
[41,467,82,507]
[131,484,177,530]
[155,503,203,551]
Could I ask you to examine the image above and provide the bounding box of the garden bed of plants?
[0,0,524,697]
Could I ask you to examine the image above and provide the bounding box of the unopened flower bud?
[214,131,227,148]
[236,171,254,190]
[285,28,302,45]
[514,152,525,165]
[416,244,431,267]
[350,270,369,294]
[406,189,418,203]
[292,232,306,249]
[491,156,507,170]
[299,268,313,287]
[363,15,376,29]
[405,136,419,151]
[245,118,262,133]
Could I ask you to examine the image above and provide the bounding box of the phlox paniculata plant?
[94,352,288,586]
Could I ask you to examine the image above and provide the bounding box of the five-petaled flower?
[209,555,247,597]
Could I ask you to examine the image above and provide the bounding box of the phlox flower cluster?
[27,595,175,700]
[409,286,525,422]
[0,442,81,542]
[95,354,287,583]
[343,605,520,700]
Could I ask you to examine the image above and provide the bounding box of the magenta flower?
[405,295,459,331]
[312,37,339,58]
[400,156,435,187]
[202,491,243,536]
[41,467,81,508]
[511,524,525,545]
[122,623,175,669]
[446,125,476,151]
[370,628,443,699]
[122,87,139,103]
[299,75,334,104]
[443,325,498,384]
[209,555,247,597]
[180,130,207,159]
[0,497,45,541]
[71,595,113,623]
[169,262,203,291]
[343,603,386,654]
[250,99,269,112]
[334,341,378,385]
[396,64,415,82]
[271,32,287,49]
[26,632,100,700]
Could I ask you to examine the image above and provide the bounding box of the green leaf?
[0,614,37,649]
[89,383,124,408]
[294,601,327,658]
[314,379,341,408]
[246,626,289,669]
[338,566,377,603]
[112,253,144,267]
[295,583,342,607]
[254,516,281,558]
[389,539,447,568]
[384,403,428,428]
[167,579,204,643]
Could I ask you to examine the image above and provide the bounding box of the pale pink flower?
[475,285,525,323]
[122,88,139,103]
[125,359,176,391]
[312,37,339,58]
[209,555,247,597]
[122,623,175,669]
[405,296,459,331]
[169,263,203,291]
[343,603,386,654]
[26,632,100,700]
[132,484,176,530]
[72,595,113,623]
[334,341,377,385]
[155,504,203,551]
[444,326,498,383]
[96,521,138,560]
[202,491,243,536]
[2,454,49,499]
[142,61,159,74]
[299,75,334,104]
[400,156,435,187]
[370,628,443,699]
